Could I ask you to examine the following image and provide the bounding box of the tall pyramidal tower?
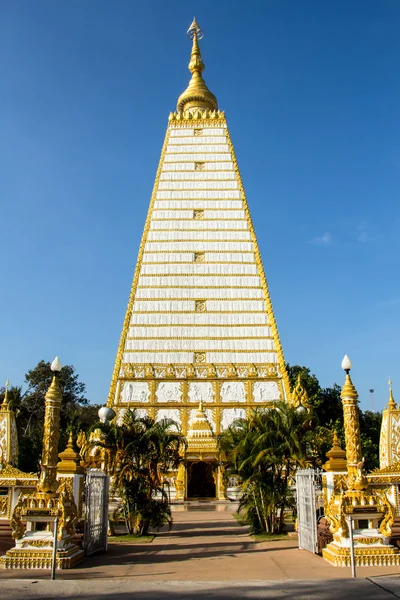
[108,20,292,499]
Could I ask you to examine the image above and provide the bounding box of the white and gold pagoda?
[108,19,293,499]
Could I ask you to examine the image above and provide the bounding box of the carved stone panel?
[156,382,182,403]
[253,381,280,403]
[221,408,246,430]
[121,382,150,404]
[221,382,246,403]
[188,382,214,404]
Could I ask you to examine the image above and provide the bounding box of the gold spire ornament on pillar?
[176,18,218,114]
[38,357,63,493]
[340,355,367,491]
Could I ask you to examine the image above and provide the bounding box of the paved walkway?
[2,510,400,597]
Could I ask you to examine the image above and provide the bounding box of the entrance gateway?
[187,461,216,499]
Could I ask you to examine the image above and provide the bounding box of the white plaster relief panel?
[166,137,227,145]
[221,408,247,430]
[138,275,260,288]
[130,313,269,326]
[117,408,128,425]
[206,352,277,364]
[125,339,274,352]
[144,242,254,253]
[158,181,238,190]
[161,163,196,171]
[153,201,243,210]
[156,409,182,427]
[156,382,182,403]
[121,382,150,403]
[161,162,234,171]
[221,382,246,403]
[123,352,277,364]
[253,381,281,402]
[123,352,194,364]
[156,191,241,200]
[199,162,234,170]
[160,172,235,181]
[204,252,254,262]
[167,145,229,153]
[135,288,263,299]
[150,220,248,230]
[140,264,258,276]
[168,128,226,136]
[188,382,214,403]
[131,300,195,312]
[164,154,231,162]
[128,326,270,339]
[206,300,266,311]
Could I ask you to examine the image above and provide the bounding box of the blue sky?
[1,1,399,411]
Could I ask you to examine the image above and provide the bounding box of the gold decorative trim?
[107,127,171,406]
[223,126,291,401]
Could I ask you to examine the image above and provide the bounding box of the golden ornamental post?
[37,357,63,493]
[340,355,367,491]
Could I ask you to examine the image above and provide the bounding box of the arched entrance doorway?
[187,461,216,498]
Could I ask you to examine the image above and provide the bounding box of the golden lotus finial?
[176,18,218,114]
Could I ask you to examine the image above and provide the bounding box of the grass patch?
[251,532,289,542]
[108,534,154,544]
[233,512,289,542]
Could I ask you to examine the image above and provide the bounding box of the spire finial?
[176,19,218,114]
[388,377,397,410]
[2,379,9,407]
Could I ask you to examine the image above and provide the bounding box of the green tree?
[0,361,99,473]
[286,363,382,471]
[219,403,315,533]
[94,409,184,535]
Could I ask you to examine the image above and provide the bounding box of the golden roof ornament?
[323,430,347,472]
[1,379,9,408]
[340,355,358,401]
[387,377,397,410]
[291,374,310,409]
[177,18,218,114]
[57,432,83,475]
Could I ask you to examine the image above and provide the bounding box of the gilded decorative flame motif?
[341,372,366,491]
[37,374,63,493]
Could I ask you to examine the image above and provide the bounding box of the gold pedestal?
[0,483,83,569]
[323,538,400,567]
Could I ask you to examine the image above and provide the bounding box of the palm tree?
[218,402,315,533]
[89,409,184,535]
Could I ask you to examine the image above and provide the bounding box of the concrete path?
[1,510,400,598]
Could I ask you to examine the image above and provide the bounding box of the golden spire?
[323,430,347,472]
[177,18,218,114]
[58,432,83,475]
[1,380,9,408]
[388,377,397,410]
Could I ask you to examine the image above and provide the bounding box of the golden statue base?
[0,540,83,570]
[0,481,83,570]
[323,538,400,567]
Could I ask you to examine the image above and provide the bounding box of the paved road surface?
[1,509,400,598]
